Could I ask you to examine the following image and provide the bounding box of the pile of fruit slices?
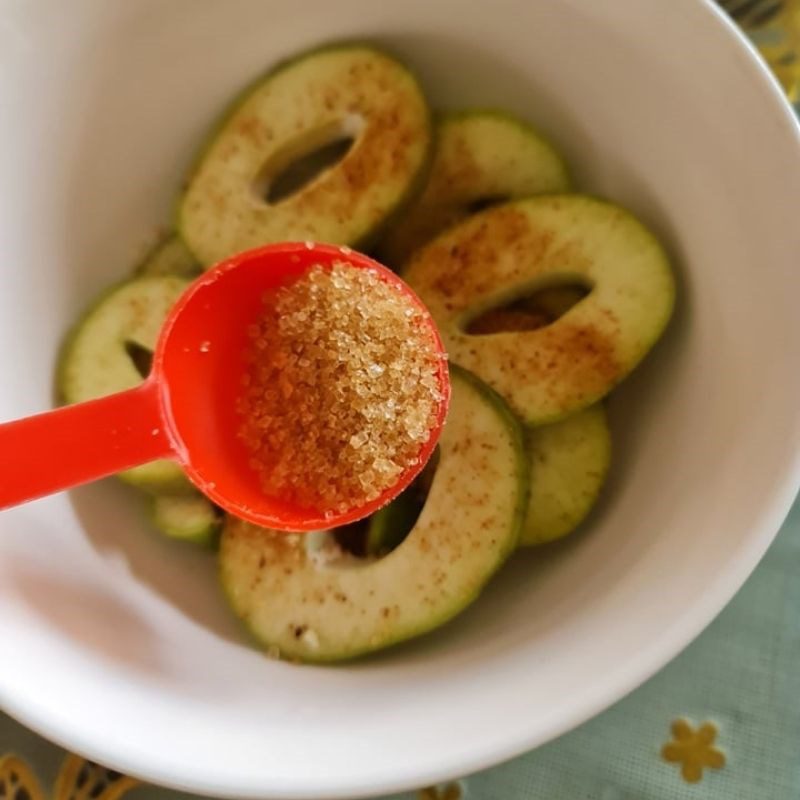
[57,44,675,662]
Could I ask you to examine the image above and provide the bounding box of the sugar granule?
[236,261,443,513]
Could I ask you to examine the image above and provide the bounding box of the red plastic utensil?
[0,243,450,531]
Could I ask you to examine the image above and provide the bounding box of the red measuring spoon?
[0,243,450,531]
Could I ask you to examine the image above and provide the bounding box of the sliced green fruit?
[362,449,437,556]
[179,45,432,266]
[404,196,675,424]
[463,295,611,545]
[57,275,191,493]
[150,493,221,547]
[219,365,527,662]
[364,485,424,556]
[135,233,200,278]
[378,111,570,267]
[522,405,611,545]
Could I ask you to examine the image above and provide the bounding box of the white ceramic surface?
[1,1,800,797]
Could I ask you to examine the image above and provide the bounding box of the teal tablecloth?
[3,495,799,800]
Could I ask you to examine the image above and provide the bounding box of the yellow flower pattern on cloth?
[0,753,138,800]
[417,783,464,800]
[661,719,726,783]
[0,756,42,800]
[732,0,800,101]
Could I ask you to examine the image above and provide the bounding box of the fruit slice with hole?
[522,404,611,545]
[219,365,527,662]
[135,233,200,278]
[150,493,221,547]
[364,404,609,550]
[179,45,432,266]
[367,415,609,549]
[57,275,191,492]
[404,195,675,424]
[378,110,570,266]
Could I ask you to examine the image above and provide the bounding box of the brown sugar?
[236,261,444,515]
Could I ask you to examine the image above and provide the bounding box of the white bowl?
[2,0,800,797]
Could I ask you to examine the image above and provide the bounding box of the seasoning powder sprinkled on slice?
[236,261,443,513]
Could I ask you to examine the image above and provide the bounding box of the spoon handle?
[0,380,174,510]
